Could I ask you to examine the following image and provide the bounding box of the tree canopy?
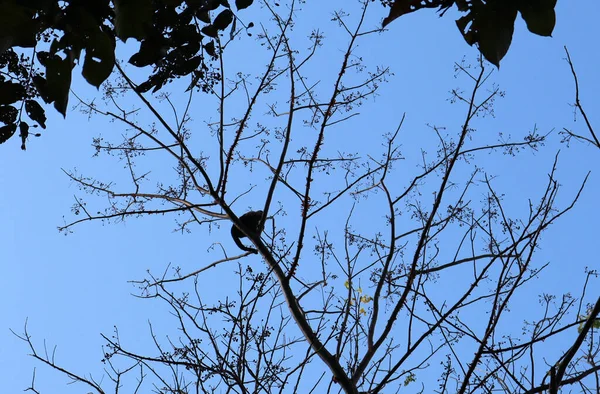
[383,0,557,66]
[0,0,557,149]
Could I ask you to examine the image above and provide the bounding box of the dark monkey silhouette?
[231,210,263,254]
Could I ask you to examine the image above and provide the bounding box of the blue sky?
[1,1,599,392]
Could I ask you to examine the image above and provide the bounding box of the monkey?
[231,210,263,254]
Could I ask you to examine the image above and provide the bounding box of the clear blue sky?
[1,1,598,392]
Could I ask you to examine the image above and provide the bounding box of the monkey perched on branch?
[231,210,263,254]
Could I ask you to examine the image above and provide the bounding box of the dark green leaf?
[382,0,449,28]
[0,81,25,105]
[136,80,154,93]
[36,51,50,67]
[204,41,216,57]
[129,48,159,67]
[196,10,211,23]
[45,56,72,116]
[179,41,202,57]
[476,4,517,67]
[114,0,154,41]
[82,30,116,88]
[201,25,218,38]
[456,1,518,67]
[0,105,18,124]
[155,6,179,28]
[64,5,99,33]
[32,75,51,104]
[134,72,167,93]
[173,55,202,76]
[129,31,169,67]
[0,123,17,144]
[34,50,73,115]
[0,3,40,50]
[213,9,234,31]
[519,0,556,36]
[236,0,253,10]
[171,24,200,45]
[25,99,47,129]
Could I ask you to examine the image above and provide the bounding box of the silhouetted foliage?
[0,0,252,148]
[0,0,558,149]
[382,0,557,67]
